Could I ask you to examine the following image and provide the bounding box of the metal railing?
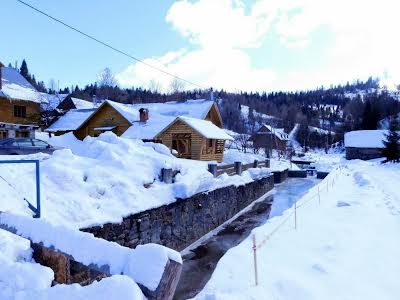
[0,160,41,218]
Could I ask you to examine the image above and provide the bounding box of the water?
[174,177,320,300]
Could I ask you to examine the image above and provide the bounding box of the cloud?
[117,0,400,92]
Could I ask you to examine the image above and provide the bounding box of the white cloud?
[117,0,400,92]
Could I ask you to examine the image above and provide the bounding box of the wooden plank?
[217,164,235,171]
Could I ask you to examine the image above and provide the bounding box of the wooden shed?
[155,116,233,162]
[250,124,289,152]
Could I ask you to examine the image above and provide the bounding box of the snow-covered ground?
[194,158,400,300]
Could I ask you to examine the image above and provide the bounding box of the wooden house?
[155,116,233,162]
[47,99,232,161]
[0,62,44,139]
[250,124,289,152]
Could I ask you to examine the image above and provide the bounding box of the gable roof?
[344,130,399,148]
[0,67,47,103]
[256,124,289,141]
[110,99,218,140]
[153,116,233,141]
[46,108,96,132]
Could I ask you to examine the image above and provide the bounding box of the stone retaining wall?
[345,147,383,160]
[288,170,307,178]
[82,175,274,251]
[271,168,289,184]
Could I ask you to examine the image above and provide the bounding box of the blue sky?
[2,0,398,92]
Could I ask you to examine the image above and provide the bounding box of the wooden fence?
[208,159,271,178]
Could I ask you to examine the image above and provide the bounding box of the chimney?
[0,62,4,90]
[139,108,149,123]
[92,94,97,107]
[210,87,214,101]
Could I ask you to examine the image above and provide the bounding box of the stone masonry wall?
[82,175,274,251]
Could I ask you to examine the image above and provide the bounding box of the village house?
[0,62,46,139]
[344,130,397,160]
[47,99,232,162]
[250,124,289,152]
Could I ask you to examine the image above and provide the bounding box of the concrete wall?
[82,175,274,251]
[271,168,288,184]
[345,147,383,160]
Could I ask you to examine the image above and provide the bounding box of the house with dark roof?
[47,99,233,162]
[0,62,46,139]
[250,124,289,152]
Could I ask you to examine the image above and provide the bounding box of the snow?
[175,116,234,140]
[256,124,289,141]
[0,67,46,103]
[70,97,95,109]
[46,108,96,132]
[344,130,391,148]
[120,99,216,140]
[194,158,400,300]
[15,275,145,300]
[0,212,181,291]
[0,132,270,228]
[40,93,69,110]
[308,126,335,135]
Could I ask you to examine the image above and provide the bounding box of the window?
[205,139,214,154]
[16,131,30,138]
[32,139,49,148]
[0,131,7,139]
[17,139,35,148]
[172,133,191,157]
[14,105,26,118]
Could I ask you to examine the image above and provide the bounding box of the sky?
[2,0,399,93]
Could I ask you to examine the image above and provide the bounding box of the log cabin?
[0,62,44,139]
[47,99,233,162]
[250,124,289,152]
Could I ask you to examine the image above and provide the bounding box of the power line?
[15,0,203,89]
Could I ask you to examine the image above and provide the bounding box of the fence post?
[208,163,217,178]
[253,160,259,168]
[161,168,173,184]
[35,160,41,218]
[265,159,270,168]
[294,201,297,230]
[235,162,242,175]
[318,186,321,205]
[252,234,258,286]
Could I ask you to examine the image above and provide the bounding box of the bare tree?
[169,78,185,94]
[98,68,117,87]
[148,79,161,93]
[235,134,250,153]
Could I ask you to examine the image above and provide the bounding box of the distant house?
[47,99,232,162]
[56,95,95,111]
[0,62,45,139]
[250,124,289,152]
[344,130,398,160]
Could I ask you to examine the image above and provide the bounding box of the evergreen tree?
[20,59,29,80]
[382,117,400,162]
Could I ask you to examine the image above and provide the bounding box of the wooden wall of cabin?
[158,120,225,162]
[0,97,40,124]
[158,120,203,160]
[205,105,223,128]
[75,104,131,139]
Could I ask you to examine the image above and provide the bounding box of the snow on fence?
[251,166,342,286]
[0,213,182,300]
[208,159,271,178]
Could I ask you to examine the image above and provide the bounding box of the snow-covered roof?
[70,97,95,109]
[0,67,47,103]
[115,99,216,140]
[344,130,396,148]
[41,93,69,110]
[46,108,96,132]
[257,124,289,141]
[175,116,233,140]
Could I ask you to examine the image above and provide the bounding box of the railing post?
[252,234,258,286]
[234,162,242,175]
[161,168,173,184]
[265,159,270,168]
[208,163,217,178]
[253,160,259,168]
[35,160,41,218]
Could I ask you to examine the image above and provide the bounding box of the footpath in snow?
[194,159,400,300]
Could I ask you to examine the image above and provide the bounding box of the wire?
[15,0,203,89]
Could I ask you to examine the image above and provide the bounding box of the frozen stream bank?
[174,177,320,300]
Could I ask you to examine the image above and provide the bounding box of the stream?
[174,176,320,300]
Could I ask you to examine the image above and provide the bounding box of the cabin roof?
[176,116,234,140]
[46,108,96,132]
[256,124,289,141]
[344,130,398,148]
[41,93,70,110]
[0,67,48,103]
